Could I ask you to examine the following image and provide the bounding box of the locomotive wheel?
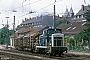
[49,53,53,56]
[59,54,61,56]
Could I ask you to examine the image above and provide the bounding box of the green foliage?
[74,30,88,42]
[55,19,68,27]
[84,10,90,43]
[0,26,13,44]
[84,11,90,34]
[85,11,90,23]
[65,35,74,46]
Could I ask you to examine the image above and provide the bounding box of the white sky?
[0,0,90,29]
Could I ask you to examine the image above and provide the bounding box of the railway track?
[0,49,90,60]
[0,49,59,60]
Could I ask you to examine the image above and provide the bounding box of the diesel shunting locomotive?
[35,28,67,56]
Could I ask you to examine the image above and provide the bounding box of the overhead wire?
[0,0,43,26]
[13,0,63,26]
[0,0,61,20]
[18,0,63,18]
[0,0,42,21]
[0,0,42,14]
[4,0,68,25]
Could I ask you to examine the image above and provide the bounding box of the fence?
[68,46,90,53]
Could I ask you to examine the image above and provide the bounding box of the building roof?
[21,15,53,26]
[21,17,42,25]
[64,8,69,17]
[76,5,90,16]
[69,17,86,22]
[56,21,87,35]
[16,15,54,30]
[70,7,74,13]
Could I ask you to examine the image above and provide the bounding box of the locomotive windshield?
[55,29,62,33]
[54,37,63,46]
[47,29,62,35]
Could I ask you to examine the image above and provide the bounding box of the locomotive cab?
[47,33,67,56]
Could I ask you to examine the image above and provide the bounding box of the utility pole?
[13,16,15,46]
[5,17,9,49]
[84,0,86,4]
[53,5,56,29]
[6,18,8,49]
[53,0,56,29]
[13,16,15,35]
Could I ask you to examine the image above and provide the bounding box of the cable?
[0,0,43,25]
[3,0,57,26]
[84,0,86,4]
[19,0,62,18]
[0,0,63,27]
[0,0,42,14]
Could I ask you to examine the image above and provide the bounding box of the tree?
[0,25,13,44]
[55,18,68,27]
[65,35,74,46]
[84,9,90,47]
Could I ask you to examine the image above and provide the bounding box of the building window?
[81,22,86,26]
[76,16,77,18]
[66,27,71,30]
[74,17,76,19]
[32,23,34,25]
[81,15,83,18]
[77,16,79,18]
[72,27,76,30]
[79,15,81,18]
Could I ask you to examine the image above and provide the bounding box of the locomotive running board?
[36,46,47,48]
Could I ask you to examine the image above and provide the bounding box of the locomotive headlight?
[49,43,51,46]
